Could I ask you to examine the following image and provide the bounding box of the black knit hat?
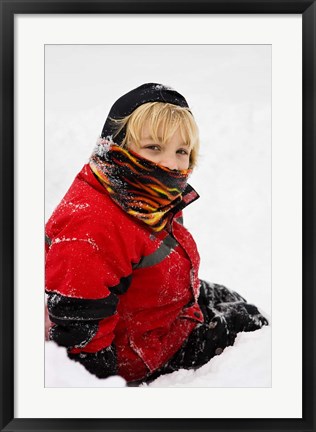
[101,83,190,144]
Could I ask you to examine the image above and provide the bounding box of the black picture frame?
[1,1,315,431]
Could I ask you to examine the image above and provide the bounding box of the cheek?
[127,142,138,152]
[180,157,190,170]
[128,143,148,159]
[127,144,157,163]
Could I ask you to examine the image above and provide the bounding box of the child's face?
[128,123,191,171]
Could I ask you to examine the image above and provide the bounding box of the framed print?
[44,43,272,391]
[0,1,315,431]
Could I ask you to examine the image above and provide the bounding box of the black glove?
[215,301,269,333]
[49,320,99,348]
[68,345,118,379]
[199,280,268,333]
[199,280,246,305]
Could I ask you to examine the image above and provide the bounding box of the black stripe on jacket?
[45,272,134,349]
[46,290,119,349]
[49,320,99,348]
[68,346,118,379]
[46,291,119,322]
[132,235,178,270]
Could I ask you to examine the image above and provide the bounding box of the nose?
[159,157,178,170]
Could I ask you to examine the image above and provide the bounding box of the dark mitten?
[198,280,268,334]
[49,321,98,348]
[199,280,246,309]
[68,345,118,379]
[216,301,269,333]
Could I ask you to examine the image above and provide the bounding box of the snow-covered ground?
[45,325,271,387]
[45,44,271,388]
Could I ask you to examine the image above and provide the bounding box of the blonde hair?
[111,102,200,168]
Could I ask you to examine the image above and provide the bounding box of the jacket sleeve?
[45,234,133,378]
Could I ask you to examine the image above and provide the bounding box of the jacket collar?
[80,164,199,226]
[172,184,200,214]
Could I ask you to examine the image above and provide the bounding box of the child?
[45,83,268,384]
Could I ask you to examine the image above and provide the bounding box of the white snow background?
[45,45,271,388]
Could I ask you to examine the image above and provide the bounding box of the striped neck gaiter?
[89,138,192,232]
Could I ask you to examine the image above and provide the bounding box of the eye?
[144,145,161,152]
[177,148,189,156]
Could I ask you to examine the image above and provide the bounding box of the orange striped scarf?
[89,139,191,232]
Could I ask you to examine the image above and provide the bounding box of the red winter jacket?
[45,164,203,382]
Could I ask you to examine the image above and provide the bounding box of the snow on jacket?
[45,164,204,382]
